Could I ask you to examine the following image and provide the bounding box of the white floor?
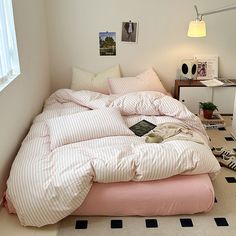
[0,207,58,236]
[0,116,235,236]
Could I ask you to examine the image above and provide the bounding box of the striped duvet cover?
[6,90,221,227]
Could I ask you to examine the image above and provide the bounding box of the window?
[0,0,20,91]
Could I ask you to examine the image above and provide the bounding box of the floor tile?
[225,177,236,183]
[145,219,158,228]
[75,220,88,229]
[225,137,234,141]
[214,217,229,227]
[111,220,123,229]
[180,218,193,227]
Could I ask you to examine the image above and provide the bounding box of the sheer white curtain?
[0,0,20,83]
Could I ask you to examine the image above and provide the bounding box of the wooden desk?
[174,79,236,114]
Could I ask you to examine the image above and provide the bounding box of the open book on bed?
[129,120,156,137]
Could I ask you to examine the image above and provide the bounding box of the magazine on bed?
[129,120,156,137]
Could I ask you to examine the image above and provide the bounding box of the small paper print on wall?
[99,32,116,56]
[121,21,138,43]
[194,55,218,80]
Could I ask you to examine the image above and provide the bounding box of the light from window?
[0,0,20,90]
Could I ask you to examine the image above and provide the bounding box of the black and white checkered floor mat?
[58,168,236,236]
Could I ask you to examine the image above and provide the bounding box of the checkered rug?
[58,116,236,236]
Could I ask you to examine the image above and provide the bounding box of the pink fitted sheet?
[73,174,214,216]
[5,174,214,216]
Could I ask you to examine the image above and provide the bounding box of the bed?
[4,60,221,228]
[5,87,221,227]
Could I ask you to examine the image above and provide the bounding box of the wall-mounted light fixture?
[188,4,236,37]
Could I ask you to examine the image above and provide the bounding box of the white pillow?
[71,65,121,94]
[108,68,167,95]
[47,108,133,150]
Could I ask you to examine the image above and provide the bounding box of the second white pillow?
[71,65,121,94]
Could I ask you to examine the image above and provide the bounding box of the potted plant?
[199,102,218,119]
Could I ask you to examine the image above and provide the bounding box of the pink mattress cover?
[74,174,214,216]
[5,174,214,216]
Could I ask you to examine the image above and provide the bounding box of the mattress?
[73,174,214,216]
[5,174,214,216]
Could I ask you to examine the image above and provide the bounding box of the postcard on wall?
[99,32,116,56]
[194,55,218,80]
[121,21,138,43]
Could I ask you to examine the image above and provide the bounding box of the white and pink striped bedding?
[6,90,221,227]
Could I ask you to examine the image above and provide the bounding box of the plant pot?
[203,109,213,119]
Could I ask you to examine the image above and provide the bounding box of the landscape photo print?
[99,32,116,56]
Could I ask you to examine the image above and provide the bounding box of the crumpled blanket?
[146,122,205,145]
[6,90,221,227]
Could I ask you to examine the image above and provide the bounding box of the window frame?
[0,0,20,92]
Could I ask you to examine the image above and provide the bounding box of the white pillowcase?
[108,68,167,95]
[71,65,121,94]
[47,108,133,150]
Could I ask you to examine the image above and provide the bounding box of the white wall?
[0,0,51,202]
[46,0,236,93]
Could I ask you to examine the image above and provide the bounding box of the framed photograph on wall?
[99,32,116,56]
[121,21,138,43]
[194,55,218,80]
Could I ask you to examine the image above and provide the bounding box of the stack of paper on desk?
[200,79,224,87]
[200,78,235,87]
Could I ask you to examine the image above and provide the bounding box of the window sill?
[0,73,20,93]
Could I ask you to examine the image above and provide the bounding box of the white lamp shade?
[188,20,206,37]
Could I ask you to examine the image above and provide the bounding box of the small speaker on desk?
[181,59,198,80]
